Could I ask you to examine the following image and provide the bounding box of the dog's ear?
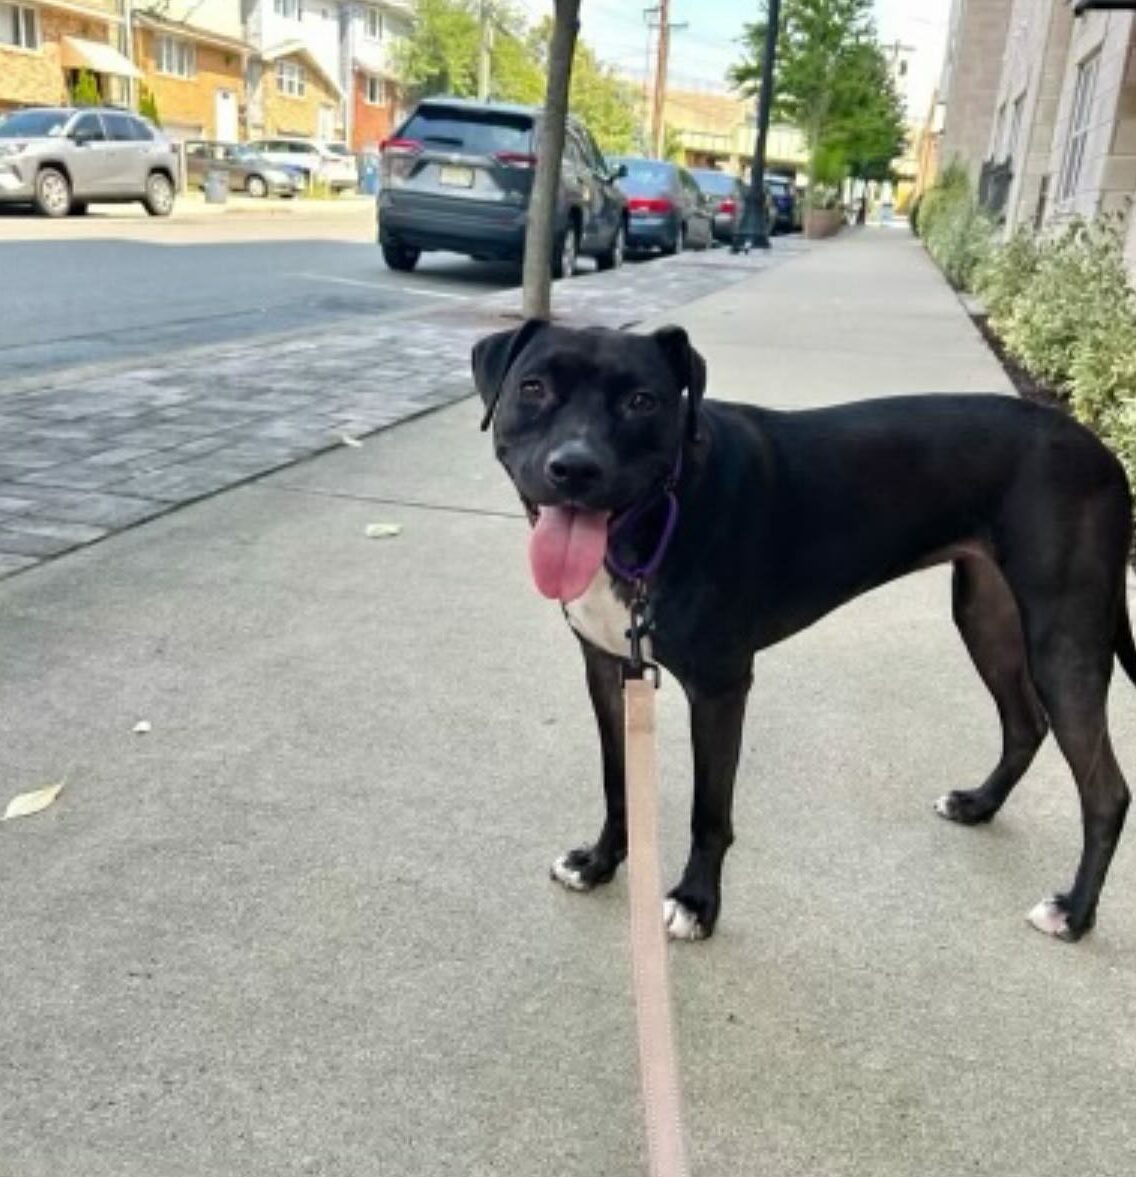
[653,325,706,442]
[472,319,549,431]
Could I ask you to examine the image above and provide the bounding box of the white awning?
[60,37,143,81]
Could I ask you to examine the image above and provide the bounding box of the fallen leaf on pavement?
[365,523,402,539]
[133,720,152,735]
[3,781,65,822]
[340,434,363,448]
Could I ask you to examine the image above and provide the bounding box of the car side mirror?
[70,127,96,146]
[610,162,627,180]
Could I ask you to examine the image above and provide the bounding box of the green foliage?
[916,164,992,290]
[729,0,906,192]
[138,86,161,127]
[70,69,101,107]
[973,226,1039,330]
[393,1,638,154]
[1000,216,1131,388]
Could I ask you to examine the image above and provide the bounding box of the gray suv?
[377,98,627,276]
[0,106,178,218]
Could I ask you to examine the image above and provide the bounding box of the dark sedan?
[765,173,801,232]
[689,168,746,244]
[610,158,713,255]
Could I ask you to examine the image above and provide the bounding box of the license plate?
[439,165,475,188]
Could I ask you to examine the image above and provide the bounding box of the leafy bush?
[974,226,1040,331]
[1000,216,1131,388]
[138,86,162,128]
[71,69,100,107]
[1069,307,1136,431]
[917,163,992,289]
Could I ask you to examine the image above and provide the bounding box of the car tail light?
[379,137,422,187]
[494,150,537,168]
[627,196,673,213]
[718,198,737,214]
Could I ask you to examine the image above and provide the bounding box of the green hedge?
[915,163,993,289]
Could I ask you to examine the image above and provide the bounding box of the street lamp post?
[735,0,781,253]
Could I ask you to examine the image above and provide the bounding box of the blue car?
[765,174,800,233]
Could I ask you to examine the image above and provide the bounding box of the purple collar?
[604,449,683,586]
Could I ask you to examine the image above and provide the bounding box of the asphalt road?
[0,202,521,381]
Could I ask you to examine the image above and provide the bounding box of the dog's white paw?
[1027,896,1070,939]
[933,793,955,818]
[550,854,590,892]
[663,898,706,941]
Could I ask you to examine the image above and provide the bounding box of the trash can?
[359,153,380,196]
[204,168,229,204]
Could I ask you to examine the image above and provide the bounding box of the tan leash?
[625,674,691,1177]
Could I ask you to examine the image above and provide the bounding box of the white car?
[244,137,357,192]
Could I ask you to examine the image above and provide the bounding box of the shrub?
[974,226,1040,331]
[138,86,162,127]
[1000,215,1131,389]
[71,69,100,107]
[917,163,992,289]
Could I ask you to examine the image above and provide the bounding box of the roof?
[134,12,253,56]
[260,41,345,98]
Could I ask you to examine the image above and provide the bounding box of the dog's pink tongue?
[529,507,610,602]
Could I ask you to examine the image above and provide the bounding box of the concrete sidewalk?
[2,228,1135,1177]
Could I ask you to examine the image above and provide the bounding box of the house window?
[0,3,39,49]
[274,0,302,19]
[155,35,196,79]
[364,75,385,105]
[364,7,383,41]
[1060,51,1100,202]
[276,59,306,98]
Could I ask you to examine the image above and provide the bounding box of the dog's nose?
[545,442,603,494]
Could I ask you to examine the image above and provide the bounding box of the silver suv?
[0,106,178,218]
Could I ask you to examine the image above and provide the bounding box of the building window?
[155,35,196,79]
[364,75,385,105]
[1006,92,1025,161]
[0,3,39,49]
[274,0,302,19]
[276,59,306,98]
[1060,52,1100,202]
[364,7,383,41]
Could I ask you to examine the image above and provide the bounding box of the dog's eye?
[519,379,549,405]
[626,391,658,413]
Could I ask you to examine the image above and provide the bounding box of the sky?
[511,0,953,122]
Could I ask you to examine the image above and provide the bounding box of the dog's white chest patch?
[564,571,646,659]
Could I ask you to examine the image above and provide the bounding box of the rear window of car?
[399,107,534,155]
[0,109,69,138]
[766,177,792,194]
[613,159,675,194]
[691,170,736,196]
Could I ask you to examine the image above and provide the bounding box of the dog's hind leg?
[551,639,628,892]
[1020,625,1130,941]
[936,556,1048,825]
[664,671,753,941]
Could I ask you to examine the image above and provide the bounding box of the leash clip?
[622,581,660,687]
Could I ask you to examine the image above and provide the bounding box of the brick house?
[132,7,251,141]
[342,1,412,153]
[0,0,139,113]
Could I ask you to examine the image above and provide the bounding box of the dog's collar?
[604,449,683,587]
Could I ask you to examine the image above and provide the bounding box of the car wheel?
[143,172,175,217]
[246,174,268,199]
[70,202,89,217]
[382,242,420,272]
[552,223,579,279]
[596,221,625,271]
[34,168,71,218]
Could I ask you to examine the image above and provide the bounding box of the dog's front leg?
[550,638,628,891]
[665,672,753,940]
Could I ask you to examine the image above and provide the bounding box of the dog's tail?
[1116,585,1136,689]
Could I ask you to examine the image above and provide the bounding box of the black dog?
[472,320,1135,943]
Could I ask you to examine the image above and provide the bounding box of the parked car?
[688,168,747,244]
[0,106,177,218]
[765,173,801,232]
[245,137,358,191]
[183,140,299,198]
[377,97,627,275]
[609,158,714,255]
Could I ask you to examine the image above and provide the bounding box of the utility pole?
[735,0,780,253]
[648,2,688,159]
[642,6,659,143]
[478,0,492,101]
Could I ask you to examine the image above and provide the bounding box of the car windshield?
[612,159,675,195]
[690,170,736,196]
[399,107,534,154]
[0,109,69,138]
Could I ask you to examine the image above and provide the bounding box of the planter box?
[804,207,844,240]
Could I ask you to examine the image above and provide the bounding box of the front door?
[317,104,335,142]
[215,89,238,142]
[67,111,115,197]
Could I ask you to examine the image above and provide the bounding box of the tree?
[522,0,580,319]
[729,0,905,189]
[71,69,101,107]
[138,86,162,127]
